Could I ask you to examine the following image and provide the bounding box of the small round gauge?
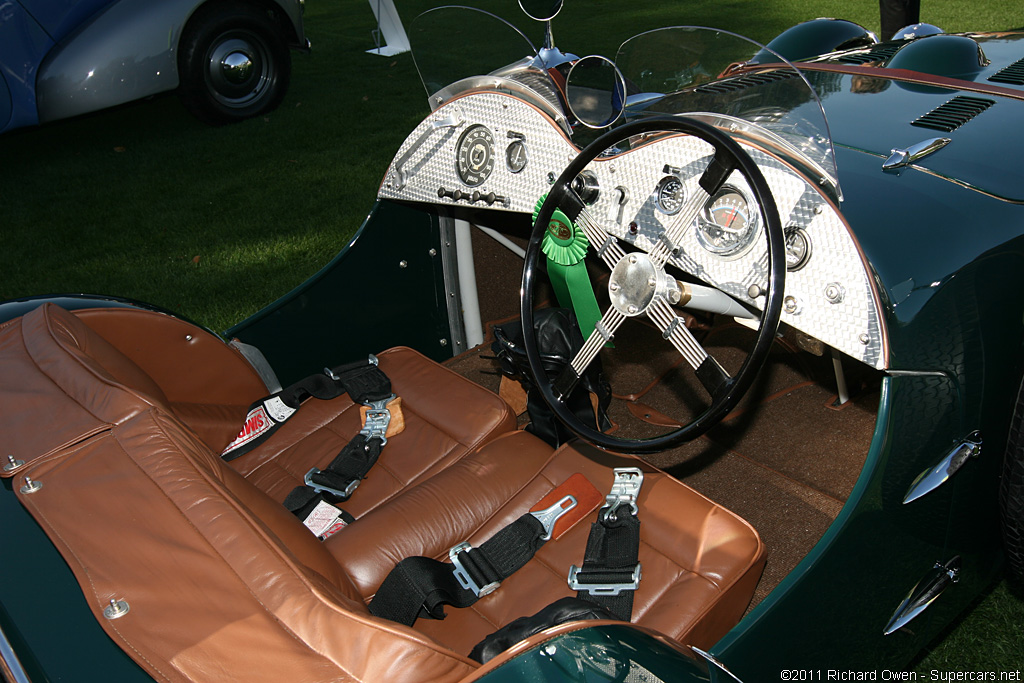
[455,124,495,187]
[655,175,685,215]
[784,226,812,271]
[696,186,760,258]
[505,139,528,173]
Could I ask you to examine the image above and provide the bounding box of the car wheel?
[1000,376,1024,582]
[178,2,291,124]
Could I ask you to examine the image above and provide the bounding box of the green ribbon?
[535,195,604,344]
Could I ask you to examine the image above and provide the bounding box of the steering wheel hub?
[609,253,661,316]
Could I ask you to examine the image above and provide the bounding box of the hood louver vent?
[989,57,1024,86]
[911,95,995,132]
[835,43,903,65]
[693,70,797,95]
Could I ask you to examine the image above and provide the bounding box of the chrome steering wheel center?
[609,253,660,316]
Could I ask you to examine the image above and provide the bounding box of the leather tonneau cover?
[13,410,476,683]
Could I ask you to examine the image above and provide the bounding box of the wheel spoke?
[576,205,627,270]
[648,189,708,268]
[571,307,626,376]
[647,299,733,396]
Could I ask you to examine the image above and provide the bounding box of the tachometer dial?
[455,124,495,187]
[785,226,811,271]
[655,175,685,215]
[697,186,760,258]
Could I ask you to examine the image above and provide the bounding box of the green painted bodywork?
[226,200,457,386]
[474,625,711,682]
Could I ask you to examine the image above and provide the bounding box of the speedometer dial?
[697,186,760,258]
[455,124,495,187]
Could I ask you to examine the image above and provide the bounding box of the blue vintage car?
[0,0,308,132]
[1,1,1023,681]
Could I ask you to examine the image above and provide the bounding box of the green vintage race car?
[3,2,1024,681]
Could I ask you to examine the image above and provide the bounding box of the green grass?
[2,0,1023,672]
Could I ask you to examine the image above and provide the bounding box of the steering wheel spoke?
[576,205,627,270]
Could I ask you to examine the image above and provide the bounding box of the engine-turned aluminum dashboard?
[378,90,886,369]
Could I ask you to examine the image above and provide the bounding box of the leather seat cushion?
[332,430,766,655]
[225,346,517,518]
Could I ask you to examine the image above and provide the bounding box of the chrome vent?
[835,43,903,65]
[911,95,995,132]
[989,57,1024,86]
[693,70,797,94]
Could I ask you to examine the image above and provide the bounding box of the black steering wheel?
[521,115,786,454]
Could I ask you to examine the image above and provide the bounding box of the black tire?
[1000,376,1024,582]
[178,2,291,124]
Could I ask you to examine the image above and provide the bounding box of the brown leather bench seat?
[1,303,516,519]
[4,302,766,682]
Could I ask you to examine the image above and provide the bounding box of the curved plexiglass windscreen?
[409,6,540,98]
[616,27,840,196]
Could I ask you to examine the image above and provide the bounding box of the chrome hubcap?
[221,51,254,85]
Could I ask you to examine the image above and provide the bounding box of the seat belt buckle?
[449,542,501,598]
[359,394,396,445]
[529,495,578,541]
[567,563,643,596]
[601,467,644,521]
[304,468,360,500]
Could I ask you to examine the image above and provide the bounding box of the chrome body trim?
[0,618,32,683]
[903,431,982,504]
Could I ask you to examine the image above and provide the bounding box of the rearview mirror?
[566,55,626,128]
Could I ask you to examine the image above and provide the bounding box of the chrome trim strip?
[903,431,982,504]
[0,619,32,683]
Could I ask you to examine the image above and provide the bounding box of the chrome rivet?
[103,598,130,620]
[439,339,448,347]
[628,255,637,265]
[399,260,408,269]
[428,248,437,257]
[648,277,657,288]
[20,476,42,494]
[813,205,824,215]
[627,305,639,314]
[609,282,620,292]
[185,334,193,342]
[824,282,845,304]
[542,644,557,656]
[4,455,25,472]
[747,284,763,298]
[783,296,801,315]
[859,333,870,345]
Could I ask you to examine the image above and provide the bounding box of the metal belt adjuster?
[567,564,643,596]
[449,542,501,598]
[530,495,578,541]
[600,467,643,521]
[304,468,360,499]
[359,394,396,445]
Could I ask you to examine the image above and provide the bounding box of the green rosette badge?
[534,195,604,343]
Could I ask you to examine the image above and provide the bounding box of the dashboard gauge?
[505,139,528,173]
[697,186,760,258]
[455,124,495,186]
[655,175,685,215]
[785,226,812,271]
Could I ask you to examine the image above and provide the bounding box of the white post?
[366,0,410,56]
[454,219,484,348]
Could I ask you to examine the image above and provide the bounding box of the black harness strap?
[221,356,391,461]
[569,509,641,621]
[567,467,643,621]
[370,509,564,626]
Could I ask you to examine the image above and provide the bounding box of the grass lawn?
[1,0,1023,673]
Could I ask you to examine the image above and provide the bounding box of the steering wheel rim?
[521,115,787,454]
